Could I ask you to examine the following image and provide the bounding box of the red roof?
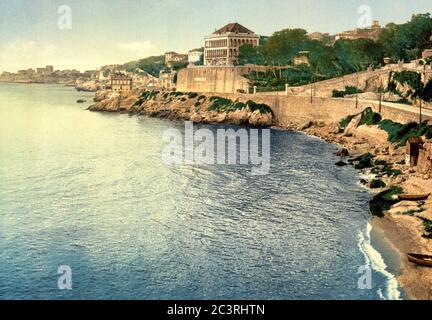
[214,23,254,35]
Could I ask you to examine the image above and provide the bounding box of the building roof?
[110,73,132,80]
[189,48,204,53]
[214,23,254,35]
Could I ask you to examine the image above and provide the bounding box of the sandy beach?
[290,121,432,300]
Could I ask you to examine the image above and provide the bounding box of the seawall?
[176,66,250,94]
[203,93,432,126]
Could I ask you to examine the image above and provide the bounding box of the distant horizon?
[1,0,431,73]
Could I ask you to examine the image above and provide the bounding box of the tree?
[261,28,308,65]
[237,44,263,65]
[378,23,399,60]
[379,14,432,61]
[333,39,383,73]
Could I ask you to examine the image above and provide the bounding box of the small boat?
[407,253,432,268]
[398,193,430,201]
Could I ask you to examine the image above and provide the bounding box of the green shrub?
[345,86,363,95]
[133,91,159,106]
[421,218,432,235]
[332,86,363,98]
[207,97,233,112]
[170,91,184,97]
[353,153,375,169]
[339,108,381,132]
[246,100,272,114]
[369,187,403,217]
[188,92,198,99]
[373,165,402,176]
[207,97,272,114]
[332,90,346,98]
[370,179,386,189]
[340,108,432,146]
[339,114,357,132]
[359,108,382,126]
[393,71,422,92]
[402,210,418,216]
[379,120,432,146]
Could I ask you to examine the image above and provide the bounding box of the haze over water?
[0,83,400,299]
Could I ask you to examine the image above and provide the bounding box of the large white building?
[188,48,204,64]
[204,23,260,66]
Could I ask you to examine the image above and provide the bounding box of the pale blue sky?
[0,0,431,72]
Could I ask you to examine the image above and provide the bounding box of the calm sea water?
[0,83,401,300]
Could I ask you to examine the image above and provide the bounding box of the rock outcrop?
[89,90,275,127]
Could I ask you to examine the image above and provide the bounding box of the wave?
[358,222,402,300]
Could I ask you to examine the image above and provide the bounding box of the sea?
[0,83,403,300]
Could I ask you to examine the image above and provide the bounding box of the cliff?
[89,90,274,127]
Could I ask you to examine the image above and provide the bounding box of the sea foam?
[358,222,402,300]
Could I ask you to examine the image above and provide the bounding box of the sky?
[0,0,431,72]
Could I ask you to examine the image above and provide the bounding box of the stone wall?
[418,141,432,174]
[176,66,250,94]
[207,93,431,126]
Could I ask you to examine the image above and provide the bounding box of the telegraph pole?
[379,79,382,114]
[310,75,313,104]
[355,75,359,109]
[420,98,423,124]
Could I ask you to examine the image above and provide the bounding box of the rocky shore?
[89,89,274,127]
[89,89,432,300]
[280,116,432,300]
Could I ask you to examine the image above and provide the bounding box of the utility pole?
[379,79,382,114]
[310,75,314,104]
[355,75,359,109]
[420,98,423,124]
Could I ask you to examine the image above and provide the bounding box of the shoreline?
[88,89,431,300]
[289,128,408,299]
[279,123,432,300]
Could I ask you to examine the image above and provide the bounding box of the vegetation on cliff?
[86,90,274,126]
[339,107,382,131]
[340,107,432,145]
[207,96,273,114]
[121,55,167,77]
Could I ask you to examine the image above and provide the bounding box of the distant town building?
[293,51,310,66]
[165,52,188,68]
[422,49,432,59]
[110,74,132,91]
[336,21,382,41]
[130,70,157,89]
[204,22,260,66]
[36,65,54,76]
[158,70,177,90]
[188,48,204,64]
[308,32,329,41]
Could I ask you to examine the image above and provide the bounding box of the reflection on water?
[0,84,398,299]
